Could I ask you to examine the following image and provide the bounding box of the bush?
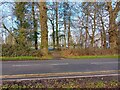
[2,44,43,57]
[61,48,118,57]
[29,50,43,57]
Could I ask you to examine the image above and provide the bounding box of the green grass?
[64,55,119,59]
[1,56,53,61]
[1,55,119,61]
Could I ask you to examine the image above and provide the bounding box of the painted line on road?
[91,62,119,65]
[12,61,118,67]
[50,63,69,66]
[12,64,42,67]
[1,70,120,79]
[12,65,32,67]
[12,63,69,67]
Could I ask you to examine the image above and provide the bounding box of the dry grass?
[61,48,118,58]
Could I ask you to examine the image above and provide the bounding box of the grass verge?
[63,55,119,59]
[1,55,119,61]
[1,56,53,61]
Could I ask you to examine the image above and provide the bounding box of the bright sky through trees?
[0,1,119,49]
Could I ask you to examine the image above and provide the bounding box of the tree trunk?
[55,2,59,49]
[109,14,117,49]
[107,2,119,49]
[52,24,55,49]
[100,16,106,48]
[51,20,55,49]
[63,3,66,48]
[48,17,55,49]
[32,2,38,50]
[91,4,96,48]
[85,15,88,48]
[68,12,71,49]
[91,25,95,47]
[39,2,48,55]
[64,18,66,48]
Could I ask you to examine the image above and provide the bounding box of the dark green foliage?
[29,50,43,57]
[2,44,29,56]
[2,44,43,57]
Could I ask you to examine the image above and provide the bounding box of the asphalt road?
[2,58,119,75]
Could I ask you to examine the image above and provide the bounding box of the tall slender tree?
[68,8,71,49]
[55,2,59,49]
[32,2,38,50]
[39,2,48,55]
[63,2,67,48]
[48,2,56,49]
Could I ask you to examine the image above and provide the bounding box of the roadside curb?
[1,70,119,80]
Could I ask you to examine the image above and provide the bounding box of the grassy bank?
[1,56,53,61]
[1,55,119,61]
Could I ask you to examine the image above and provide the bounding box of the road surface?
[2,58,119,76]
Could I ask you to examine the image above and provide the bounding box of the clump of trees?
[1,1,119,57]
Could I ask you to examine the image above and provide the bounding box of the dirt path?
[51,51,64,59]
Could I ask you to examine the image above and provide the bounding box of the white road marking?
[12,65,32,67]
[3,74,119,81]
[12,64,40,67]
[12,63,69,67]
[91,62,118,65]
[11,61,118,67]
[50,63,69,66]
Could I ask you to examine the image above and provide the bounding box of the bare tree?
[32,2,38,50]
[48,2,56,49]
[55,2,59,49]
[106,1,120,49]
[39,2,48,55]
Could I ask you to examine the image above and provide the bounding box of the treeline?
[1,1,120,56]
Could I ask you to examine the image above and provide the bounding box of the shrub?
[61,48,118,57]
[29,50,43,57]
[2,44,43,57]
